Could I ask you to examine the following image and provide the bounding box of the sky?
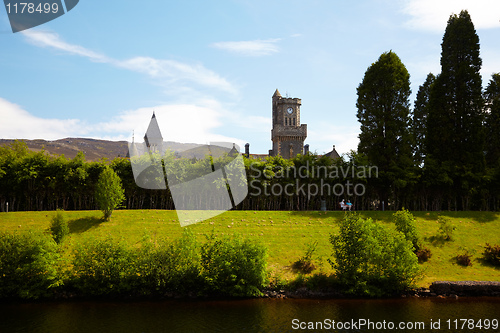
[1,0,499,156]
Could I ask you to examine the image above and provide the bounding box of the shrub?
[0,231,60,299]
[49,209,69,244]
[94,166,125,221]
[292,240,318,274]
[456,253,473,266]
[483,243,500,266]
[200,233,268,297]
[437,216,455,240]
[71,235,136,296]
[137,228,202,294]
[415,246,432,263]
[393,209,419,250]
[329,213,421,296]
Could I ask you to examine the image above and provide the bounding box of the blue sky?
[1,0,499,155]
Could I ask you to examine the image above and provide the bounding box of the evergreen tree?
[484,73,500,167]
[356,51,413,208]
[412,73,435,166]
[426,10,484,209]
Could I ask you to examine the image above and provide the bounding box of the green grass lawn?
[1,209,499,287]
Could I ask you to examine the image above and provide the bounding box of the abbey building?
[269,89,308,159]
[244,89,339,160]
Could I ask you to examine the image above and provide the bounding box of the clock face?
[287,107,293,114]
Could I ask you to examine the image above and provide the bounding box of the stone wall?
[430,281,500,296]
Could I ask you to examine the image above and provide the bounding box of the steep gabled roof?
[144,111,163,148]
[325,145,341,159]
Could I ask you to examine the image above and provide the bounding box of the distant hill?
[0,138,235,161]
[0,138,129,161]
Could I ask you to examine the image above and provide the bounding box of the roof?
[273,89,281,97]
[228,143,239,157]
[144,112,163,148]
[324,145,341,159]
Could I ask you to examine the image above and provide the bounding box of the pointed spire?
[144,111,163,150]
[273,89,281,97]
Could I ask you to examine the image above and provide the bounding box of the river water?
[1,297,499,332]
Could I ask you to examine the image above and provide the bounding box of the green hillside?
[1,210,499,287]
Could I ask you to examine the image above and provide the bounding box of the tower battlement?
[270,90,307,159]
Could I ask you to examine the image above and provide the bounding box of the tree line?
[1,10,499,212]
[356,10,500,211]
[0,140,377,211]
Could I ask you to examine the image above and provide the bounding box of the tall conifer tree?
[484,73,500,167]
[426,10,484,209]
[412,73,435,166]
[357,51,412,208]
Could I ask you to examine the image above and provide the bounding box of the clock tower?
[270,89,307,159]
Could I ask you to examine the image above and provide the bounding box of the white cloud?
[481,49,500,83]
[211,38,281,56]
[0,97,244,146]
[22,30,236,95]
[0,98,86,140]
[22,30,110,62]
[402,0,500,32]
[117,57,236,94]
[308,124,359,156]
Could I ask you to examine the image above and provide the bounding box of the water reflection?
[0,297,499,332]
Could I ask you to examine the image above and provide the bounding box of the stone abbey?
[269,89,308,159]
[244,89,339,160]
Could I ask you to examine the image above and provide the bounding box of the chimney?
[245,143,250,158]
[304,144,309,155]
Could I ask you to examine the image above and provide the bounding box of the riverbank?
[261,281,500,300]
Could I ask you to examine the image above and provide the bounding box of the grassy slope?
[1,210,498,288]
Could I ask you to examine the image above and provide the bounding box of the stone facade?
[270,89,307,159]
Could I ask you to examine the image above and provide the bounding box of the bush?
[415,246,432,263]
[393,209,419,250]
[456,253,473,266]
[292,240,318,274]
[200,233,268,297]
[0,231,61,299]
[438,216,455,241]
[49,209,69,244]
[71,235,136,296]
[329,213,421,296]
[483,243,500,266]
[137,228,202,294]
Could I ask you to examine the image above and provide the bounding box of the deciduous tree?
[95,166,125,221]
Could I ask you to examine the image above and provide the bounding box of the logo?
[128,113,248,227]
[3,0,79,33]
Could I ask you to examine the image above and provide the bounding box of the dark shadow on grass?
[475,257,500,271]
[420,211,499,223]
[68,216,104,234]
[424,234,450,247]
[288,260,317,275]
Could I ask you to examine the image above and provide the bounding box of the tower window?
[285,118,288,126]
[293,118,296,126]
